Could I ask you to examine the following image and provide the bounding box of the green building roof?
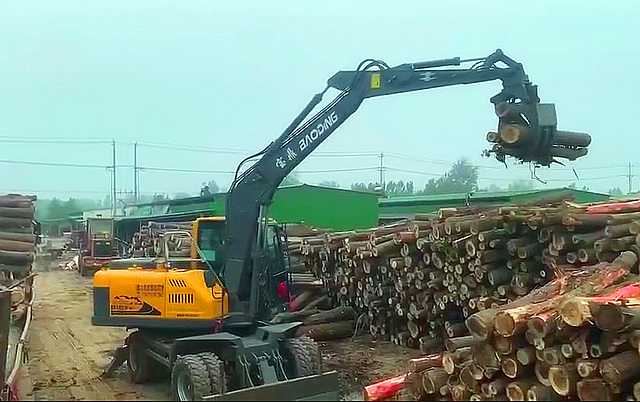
[379,187,611,220]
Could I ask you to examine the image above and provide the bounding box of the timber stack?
[352,197,640,401]
[288,191,596,345]
[127,220,193,257]
[0,194,37,280]
[0,193,36,326]
[380,250,640,401]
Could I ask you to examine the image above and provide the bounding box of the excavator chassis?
[104,322,339,401]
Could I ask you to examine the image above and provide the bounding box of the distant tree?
[40,197,85,220]
[207,180,220,194]
[384,180,415,196]
[421,159,478,195]
[487,183,501,192]
[567,182,577,189]
[173,192,191,199]
[281,173,302,187]
[507,180,534,191]
[609,187,623,196]
[350,182,381,192]
[318,180,340,188]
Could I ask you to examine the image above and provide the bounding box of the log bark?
[422,367,448,394]
[0,232,36,243]
[289,290,315,311]
[303,306,356,326]
[600,350,640,387]
[0,239,35,253]
[407,354,441,373]
[577,379,612,401]
[594,303,640,332]
[295,320,355,341]
[0,206,34,219]
[270,308,320,324]
[0,249,33,265]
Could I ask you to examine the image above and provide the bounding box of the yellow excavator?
[92,49,590,401]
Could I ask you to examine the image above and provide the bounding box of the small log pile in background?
[0,193,37,322]
[0,194,37,278]
[126,221,193,257]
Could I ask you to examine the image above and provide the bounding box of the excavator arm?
[223,49,587,317]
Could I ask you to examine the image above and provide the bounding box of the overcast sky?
[1,0,639,201]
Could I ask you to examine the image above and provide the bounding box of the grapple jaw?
[486,101,591,167]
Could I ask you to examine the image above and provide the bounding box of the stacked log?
[366,251,640,401]
[290,193,594,350]
[0,194,37,279]
[126,221,193,257]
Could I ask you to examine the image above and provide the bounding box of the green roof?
[379,187,610,205]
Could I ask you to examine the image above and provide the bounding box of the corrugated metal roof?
[379,187,610,206]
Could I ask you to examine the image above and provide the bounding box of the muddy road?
[20,255,413,401]
[21,259,169,401]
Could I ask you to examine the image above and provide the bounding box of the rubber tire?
[282,336,322,378]
[127,336,149,384]
[196,352,226,395]
[171,355,212,401]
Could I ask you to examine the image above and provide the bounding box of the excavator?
[92,49,590,401]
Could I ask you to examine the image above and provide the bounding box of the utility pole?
[134,142,138,204]
[112,140,117,218]
[629,162,633,194]
[379,152,385,190]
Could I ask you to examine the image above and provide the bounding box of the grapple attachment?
[486,102,591,167]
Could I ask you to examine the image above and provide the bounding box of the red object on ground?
[586,199,640,214]
[363,374,407,401]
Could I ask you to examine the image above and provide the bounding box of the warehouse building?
[114,184,380,243]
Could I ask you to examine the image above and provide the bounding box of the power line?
[0,159,111,169]
[0,137,112,144]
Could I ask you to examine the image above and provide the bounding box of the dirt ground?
[21,256,169,401]
[19,253,415,401]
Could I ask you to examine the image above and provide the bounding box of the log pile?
[289,192,606,348]
[0,194,37,278]
[391,251,640,401]
[126,221,193,257]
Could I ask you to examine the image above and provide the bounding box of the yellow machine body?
[92,217,230,329]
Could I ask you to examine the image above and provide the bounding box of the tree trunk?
[577,379,612,401]
[289,290,315,311]
[363,374,406,401]
[303,306,356,326]
[295,320,355,341]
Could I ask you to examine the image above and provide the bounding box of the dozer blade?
[204,370,340,401]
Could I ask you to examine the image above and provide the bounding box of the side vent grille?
[168,279,187,288]
[169,293,194,304]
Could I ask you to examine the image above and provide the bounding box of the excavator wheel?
[281,335,322,378]
[127,334,149,384]
[196,352,227,395]
[171,354,212,401]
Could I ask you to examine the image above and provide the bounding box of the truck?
[77,217,119,276]
[92,49,589,401]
